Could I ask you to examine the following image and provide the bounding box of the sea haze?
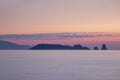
[0,50,120,80]
[0,32,120,50]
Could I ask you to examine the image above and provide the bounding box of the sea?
[0,50,120,80]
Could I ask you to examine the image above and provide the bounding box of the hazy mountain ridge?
[0,40,30,50]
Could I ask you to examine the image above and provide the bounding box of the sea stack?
[101,44,107,50]
[93,46,99,50]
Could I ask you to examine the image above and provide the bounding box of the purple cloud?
[0,32,114,40]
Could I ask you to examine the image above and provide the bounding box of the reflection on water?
[0,50,120,80]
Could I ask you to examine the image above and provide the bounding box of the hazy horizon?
[0,32,120,50]
[0,0,120,49]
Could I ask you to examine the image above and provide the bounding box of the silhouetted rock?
[83,47,90,50]
[72,45,83,50]
[30,44,90,50]
[0,40,31,50]
[72,44,90,50]
[93,46,99,50]
[30,44,72,50]
[101,44,107,50]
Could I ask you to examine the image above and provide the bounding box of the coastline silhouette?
[0,40,30,50]
[30,44,107,50]
[0,40,108,50]
[30,44,90,50]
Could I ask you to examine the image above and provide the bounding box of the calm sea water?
[0,50,120,80]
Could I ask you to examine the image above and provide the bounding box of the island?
[30,44,90,50]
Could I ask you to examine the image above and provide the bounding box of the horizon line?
[0,32,120,35]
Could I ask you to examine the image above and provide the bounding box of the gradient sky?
[0,0,120,34]
[0,32,120,49]
[0,0,120,49]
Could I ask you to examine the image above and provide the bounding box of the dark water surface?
[0,50,120,80]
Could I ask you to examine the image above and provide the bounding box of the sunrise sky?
[0,0,120,49]
[0,0,120,34]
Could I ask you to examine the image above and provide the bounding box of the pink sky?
[0,0,120,49]
[1,33,120,50]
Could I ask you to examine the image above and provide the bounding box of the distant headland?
[30,44,107,50]
[0,40,108,50]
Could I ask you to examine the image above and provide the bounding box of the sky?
[0,0,120,34]
[0,0,120,49]
[0,32,120,50]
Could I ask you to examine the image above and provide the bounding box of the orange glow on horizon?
[0,0,120,34]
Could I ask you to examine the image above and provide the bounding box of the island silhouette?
[0,40,108,50]
[101,44,107,50]
[93,44,107,50]
[30,44,108,50]
[30,44,90,50]
[93,46,99,50]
